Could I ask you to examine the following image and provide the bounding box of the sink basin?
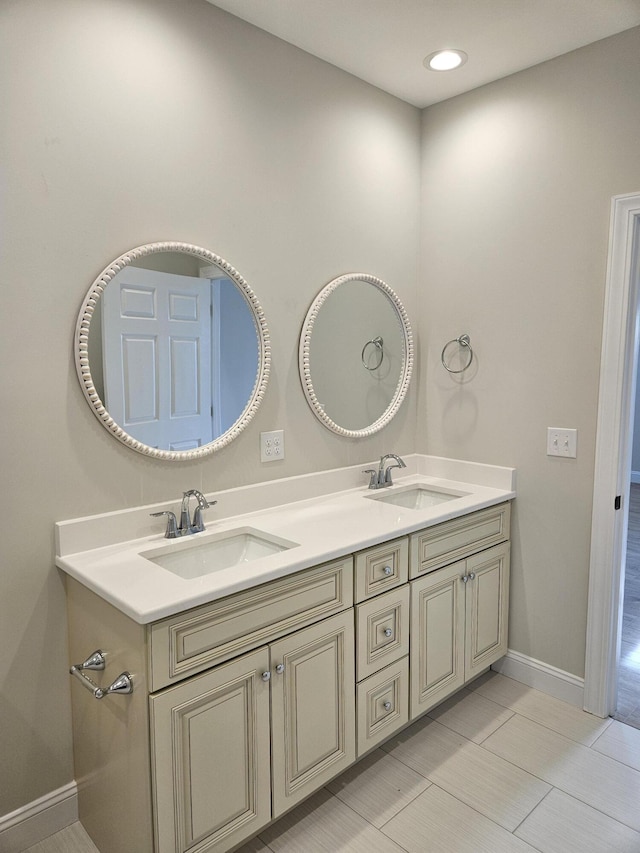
[141,527,299,580]
[365,484,468,510]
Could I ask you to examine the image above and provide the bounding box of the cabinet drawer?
[356,586,409,681]
[149,556,353,691]
[410,502,510,578]
[354,536,408,602]
[356,657,409,757]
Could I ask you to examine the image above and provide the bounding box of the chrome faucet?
[180,489,214,534]
[363,454,407,489]
[150,489,217,538]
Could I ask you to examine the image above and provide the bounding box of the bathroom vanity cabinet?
[410,542,510,717]
[66,501,510,853]
[409,505,511,717]
[151,608,355,852]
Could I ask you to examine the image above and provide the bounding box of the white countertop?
[55,456,515,624]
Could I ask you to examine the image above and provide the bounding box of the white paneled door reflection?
[102,266,213,451]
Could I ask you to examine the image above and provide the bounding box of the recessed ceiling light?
[423,49,468,72]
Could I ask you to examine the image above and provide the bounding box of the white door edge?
[584,191,640,717]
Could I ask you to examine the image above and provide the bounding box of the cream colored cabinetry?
[66,502,511,853]
[354,536,408,601]
[148,556,352,690]
[270,611,355,815]
[410,560,465,715]
[150,611,355,853]
[356,656,409,756]
[354,539,411,756]
[66,556,354,853]
[148,561,355,853]
[150,648,272,853]
[409,502,510,578]
[410,541,510,718]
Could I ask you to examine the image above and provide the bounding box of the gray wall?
[4,0,640,822]
[418,27,640,678]
[0,0,420,813]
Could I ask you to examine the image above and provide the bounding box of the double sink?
[142,484,467,580]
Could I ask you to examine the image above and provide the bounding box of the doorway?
[584,192,640,719]
[618,422,640,726]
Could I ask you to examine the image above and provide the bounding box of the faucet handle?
[363,469,379,489]
[192,500,217,533]
[150,511,178,539]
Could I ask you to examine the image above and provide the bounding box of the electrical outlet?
[260,429,284,462]
[547,427,577,458]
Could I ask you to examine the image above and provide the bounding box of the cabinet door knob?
[383,701,392,712]
[383,565,393,576]
[461,574,469,583]
[383,627,393,638]
[468,572,476,581]
[275,663,285,675]
[261,671,271,682]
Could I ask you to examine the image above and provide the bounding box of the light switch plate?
[547,427,577,458]
[261,430,284,462]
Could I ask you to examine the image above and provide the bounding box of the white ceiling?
[206,0,640,107]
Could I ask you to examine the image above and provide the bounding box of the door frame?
[584,192,640,717]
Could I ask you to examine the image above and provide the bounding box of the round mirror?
[299,273,413,437]
[75,242,270,460]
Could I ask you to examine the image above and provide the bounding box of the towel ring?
[441,334,473,374]
[362,336,384,370]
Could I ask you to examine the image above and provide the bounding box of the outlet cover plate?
[261,430,284,462]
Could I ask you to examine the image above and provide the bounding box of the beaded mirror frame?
[299,272,413,438]
[75,242,270,460]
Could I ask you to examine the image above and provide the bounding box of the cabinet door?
[465,542,510,680]
[270,610,355,817]
[410,561,466,719]
[150,648,271,853]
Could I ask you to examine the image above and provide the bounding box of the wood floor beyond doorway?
[617,482,640,728]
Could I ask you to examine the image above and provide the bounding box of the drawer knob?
[383,627,393,638]
[383,701,392,712]
[383,565,393,576]
[261,671,271,682]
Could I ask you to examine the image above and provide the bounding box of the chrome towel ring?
[441,334,473,374]
[362,336,384,370]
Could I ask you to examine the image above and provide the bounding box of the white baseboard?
[0,782,77,853]
[631,470,640,484]
[492,649,586,709]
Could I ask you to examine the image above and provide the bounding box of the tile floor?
[28,672,640,853]
[618,483,640,728]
